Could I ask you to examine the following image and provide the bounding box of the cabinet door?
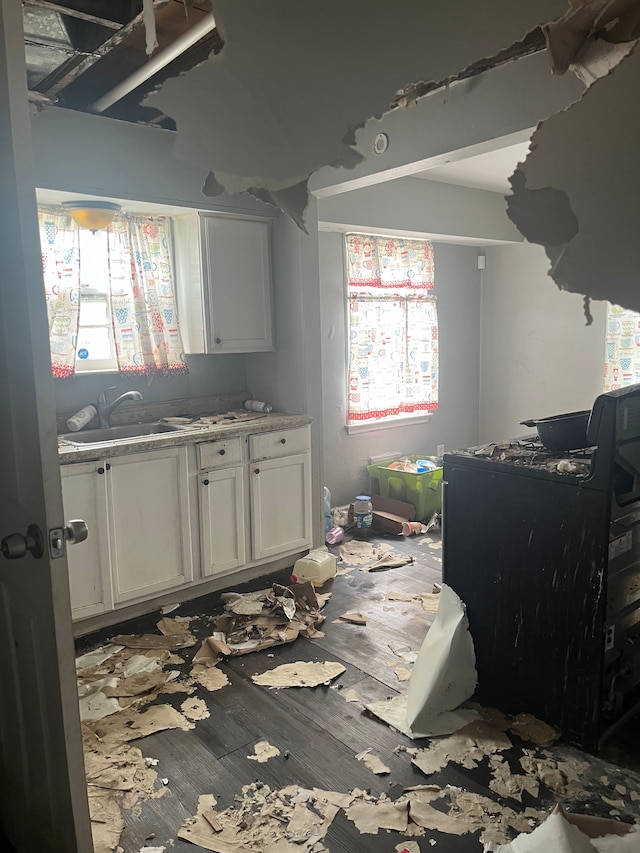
[107,447,193,603]
[200,467,246,576]
[60,462,111,620]
[250,452,312,560]
[201,214,274,352]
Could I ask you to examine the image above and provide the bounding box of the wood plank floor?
[77,532,640,852]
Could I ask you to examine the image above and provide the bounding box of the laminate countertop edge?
[58,413,313,464]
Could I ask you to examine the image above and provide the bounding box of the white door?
[200,467,246,575]
[108,447,193,603]
[201,214,274,352]
[0,3,92,850]
[61,462,112,620]
[250,452,312,560]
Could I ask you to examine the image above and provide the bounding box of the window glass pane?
[79,229,110,292]
[79,298,110,325]
[76,327,113,361]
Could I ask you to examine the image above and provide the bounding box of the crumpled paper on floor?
[366,584,478,737]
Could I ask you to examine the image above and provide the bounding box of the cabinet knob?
[97,467,105,475]
[215,337,221,344]
[203,478,210,486]
[254,468,260,475]
[219,448,226,455]
[106,463,111,470]
[280,438,286,444]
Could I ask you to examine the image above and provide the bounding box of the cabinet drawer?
[249,426,310,461]
[197,437,244,469]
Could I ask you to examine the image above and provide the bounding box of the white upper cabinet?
[174,212,274,354]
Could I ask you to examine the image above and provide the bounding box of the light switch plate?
[437,444,445,457]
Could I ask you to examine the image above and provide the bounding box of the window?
[39,207,188,378]
[345,233,438,426]
[76,228,117,372]
[604,303,640,390]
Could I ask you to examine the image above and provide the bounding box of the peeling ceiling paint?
[507,42,640,314]
[149,0,569,224]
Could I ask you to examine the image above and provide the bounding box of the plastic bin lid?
[355,495,371,501]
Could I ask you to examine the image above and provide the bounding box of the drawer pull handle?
[97,467,105,475]
[280,438,286,444]
[219,449,226,455]
[203,479,210,486]
[254,468,260,475]
[215,337,221,344]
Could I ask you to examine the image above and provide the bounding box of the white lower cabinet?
[61,425,312,623]
[107,447,194,603]
[249,452,312,560]
[199,465,246,576]
[61,446,194,619]
[60,461,112,620]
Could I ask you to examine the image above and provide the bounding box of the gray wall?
[54,355,247,417]
[320,230,480,505]
[479,242,606,443]
[246,202,325,546]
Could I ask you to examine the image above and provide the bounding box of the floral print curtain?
[604,303,640,390]
[39,208,81,378]
[106,215,187,377]
[38,208,188,378]
[345,233,438,423]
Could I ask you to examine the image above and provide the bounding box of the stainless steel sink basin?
[60,422,189,444]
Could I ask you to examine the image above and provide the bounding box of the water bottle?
[323,486,332,533]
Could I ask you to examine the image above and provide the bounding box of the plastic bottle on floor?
[323,486,332,533]
[291,546,337,587]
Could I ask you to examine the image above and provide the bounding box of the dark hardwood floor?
[77,532,640,851]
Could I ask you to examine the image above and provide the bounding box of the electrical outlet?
[437,444,445,457]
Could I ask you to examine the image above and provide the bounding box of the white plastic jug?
[292,546,337,587]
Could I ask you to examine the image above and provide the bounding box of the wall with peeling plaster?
[479,242,606,443]
[311,50,584,198]
[320,230,480,506]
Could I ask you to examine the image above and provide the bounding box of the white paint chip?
[252,661,346,689]
[247,740,281,763]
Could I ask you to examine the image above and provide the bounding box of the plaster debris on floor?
[355,748,391,775]
[247,740,281,763]
[192,580,328,660]
[251,660,346,689]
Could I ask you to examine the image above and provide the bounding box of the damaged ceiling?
[23,0,640,311]
[23,0,222,127]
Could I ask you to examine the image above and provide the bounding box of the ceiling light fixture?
[61,200,121,233]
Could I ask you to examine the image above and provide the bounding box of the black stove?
[443,385,640,751]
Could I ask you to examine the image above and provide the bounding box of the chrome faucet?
[96,387,143,429]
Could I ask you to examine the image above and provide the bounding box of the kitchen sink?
[60,422,190,444]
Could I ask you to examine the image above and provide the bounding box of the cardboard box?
[371,494,415,535]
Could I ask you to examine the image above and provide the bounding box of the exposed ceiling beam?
[35,0,171,97]
[90,12,216,113]
[22,0,121,30]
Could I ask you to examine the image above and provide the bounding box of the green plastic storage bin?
[367,456,443,521]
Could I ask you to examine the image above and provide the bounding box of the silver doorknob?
[65,519,88,545]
